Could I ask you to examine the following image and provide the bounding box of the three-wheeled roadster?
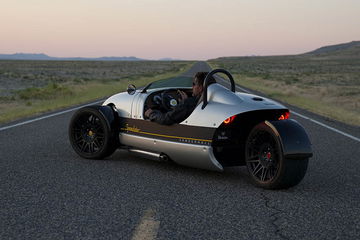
[69,69,312,189]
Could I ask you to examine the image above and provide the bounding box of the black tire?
[245,122,308,189]
[68,106,118,159]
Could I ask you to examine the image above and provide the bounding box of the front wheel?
[68,106,118,159]
[245,122,308,189]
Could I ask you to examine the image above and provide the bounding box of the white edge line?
[0,100,104,132]
[219,78,360,143]
[291,111,360,142]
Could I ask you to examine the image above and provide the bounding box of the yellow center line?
[131,208,160,240]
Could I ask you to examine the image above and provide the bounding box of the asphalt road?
[1,62,359,240]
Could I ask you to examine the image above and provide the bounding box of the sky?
[1,0,359,60]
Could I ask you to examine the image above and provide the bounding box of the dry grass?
[0,61,193,124]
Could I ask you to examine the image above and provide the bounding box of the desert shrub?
[17,82,72,100]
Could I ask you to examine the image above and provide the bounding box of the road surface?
[1,62,359,240]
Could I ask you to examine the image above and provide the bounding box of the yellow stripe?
[122,128,212,143]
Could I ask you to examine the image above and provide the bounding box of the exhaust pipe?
[128,149,169,162]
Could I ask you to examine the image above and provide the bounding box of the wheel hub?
[82,125,96,142]
[88,130,94,137]
[259,144,274,168]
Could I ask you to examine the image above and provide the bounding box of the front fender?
[96,105,120,147]
[98,105,120,133]
[266,120,313,159]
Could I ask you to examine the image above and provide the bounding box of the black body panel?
[119,118,216,146]
[212,110,291,167]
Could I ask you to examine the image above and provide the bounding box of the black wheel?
[69,106,118,159]
[245,122,308,189]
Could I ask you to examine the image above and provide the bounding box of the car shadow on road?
[106,149,253,186]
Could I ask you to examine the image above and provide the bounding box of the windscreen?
[147,76,193,90]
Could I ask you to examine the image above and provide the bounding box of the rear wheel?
[69,106,118,159]
[245,122,308,189]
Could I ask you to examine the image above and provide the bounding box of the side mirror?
[127,84,136,95]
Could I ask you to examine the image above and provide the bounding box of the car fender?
[97,105,114,125]
[265,119,313,159]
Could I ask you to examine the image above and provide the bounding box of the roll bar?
[201,69,235,109]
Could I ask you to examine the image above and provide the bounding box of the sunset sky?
[1,0,359,60]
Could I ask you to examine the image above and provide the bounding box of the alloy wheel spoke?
[75,138,85,145]
[89,142,95,153]
[261,168,269,181]
[79,141,87,152]
[74,133,83,141]
[93,139,101,149]
[253,163,263,176]
[85,143,91,152]
[91,115,98,124]
[247,157,260,163]
[269,167,276,179]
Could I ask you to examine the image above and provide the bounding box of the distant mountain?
[0,53,147,61]
[0,53,53,60]
[209,41,360,61]
[158,58,182,61]
[304,41,360,56]
[92,56,146,61]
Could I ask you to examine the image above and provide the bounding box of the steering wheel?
[161,90,180,111]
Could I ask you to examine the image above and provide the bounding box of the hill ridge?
[0,54,181,61]
[305,41,360,55]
